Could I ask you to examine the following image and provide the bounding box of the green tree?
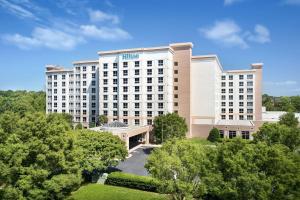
[291,96,300,112]
[153,113,188,143]
[207,127,220,142]
[98,115,108,125]
[75,123,83,130]
[279,112,299,128]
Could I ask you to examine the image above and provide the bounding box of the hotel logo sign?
[122,53,139,60]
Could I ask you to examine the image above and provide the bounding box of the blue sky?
[0,0,299,96]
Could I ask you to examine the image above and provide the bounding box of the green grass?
[188,138,213,145]
[69,184,167,200]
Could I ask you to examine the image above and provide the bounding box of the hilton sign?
[121,53,139,60]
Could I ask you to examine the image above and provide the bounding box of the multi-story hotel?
[46,42,263,140]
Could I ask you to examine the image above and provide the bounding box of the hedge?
[105,172,161,192]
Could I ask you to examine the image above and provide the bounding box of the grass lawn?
[187,138,213,145]
[69,184,168,200]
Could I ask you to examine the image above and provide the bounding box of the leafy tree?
[75,123,83,130]
[279,112,299,128]
[98,115,108,125]
[207,127,220,142]
[75,130,127,181]
[153,113,188,143]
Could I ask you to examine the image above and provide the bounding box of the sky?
[0,0,299,96]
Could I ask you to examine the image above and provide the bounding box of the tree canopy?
[263,94,300,112]
[153,113,188,143]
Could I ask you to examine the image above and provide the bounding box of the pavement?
[115,146,154,176]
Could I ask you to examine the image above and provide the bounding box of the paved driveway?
[115,146,154,176]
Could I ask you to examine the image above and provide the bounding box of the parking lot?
[115,146,154,176]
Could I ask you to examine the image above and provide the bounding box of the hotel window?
[135,119,140,125]
[247,81,253,86]
[113,95,118,100]
[135,103,140,109]
[147,69,152,75]
[147,111,152,117]
[158,86,163,92]
[239,102,244,106]
[229,102,233,107]
[174,94,178,98]
[123,119,128,124]
[83,66,86,71]
[92,66,96,71]
[229,108,233,113]
[247,74,253,79]
[113,111,118,116]
[239,115,244,120]
[123,62,128,68]
[103,79,108,85]
[147,77,152,84]
[158,77,163,83]
[247,88,253,93]
[221,89,226,94]
[158,94,164,100]
[158,111,164,115]
[54,103,57,108]
[229,75,233,80]
[174,70,178,74]
[219,130,224,138]
[123,111,128,116]
[123,94,128,100]
[54,96,57,101]
[113,103,118,108]
[48,75,52,79]
[135,86,139,92]
[103,110,108,116]
[92,73,96,78]
[247,115,253,120]
[54,89,57,94]
[239,75,244,80]
[92,88,96,93]
[113,71,118,76]
[221,115,226,120]
[229,89,233,93]
[247,95,253,100]
[239,108,244,113]
[147,119,152,125]
[113,63,118,69]
[76,74,80,79]
[221,82,226,87]
[247,109,253,114]
[83,95,86,100]
[62,82,66,87]
[174,78,178,82]
[82,81,86,86]
[54,82,57,87]
[221,95,226,100]
[221,102,226,107]
[147,60,152,67]
[174,102,178,106]
[135,69,139,75]
[103,63,108,69]
[147,94,152,100]
[92,80,96,86]
[83,74,87,79]
[221,108,226,113]
[83,102,87,108]
[113,87,118,92]
[123,78,128,84]
[174,61,178,66]
[229,82,233,87]
[239,88,244,93]
[54,75,57,80]
[135,94,139,100]
[135,78,140,84]
[123,86,128,92]
[123,103,128,109]
[174,86,178,90]
[83,88,87,93]
[103,87,108,92]
[242,131,250,139]
[83,110,86,115]
[147,86,152,92]
[62,74,66,80]
[135,61,140,67]
[123,70,128,76]
[158,68,163,75]
[147,103,152,109]
[247,102,253,106]
[239,95,244,100]
[229,131,236,138]
[103,95,108,100]
[158,103,164,109]
[113,79,118,84]
[229,95,233,100]
[103,71,108,77]
[221,75,226,80]
[92,110,96,115]
[239,82,244,87]
[158,60,164,66]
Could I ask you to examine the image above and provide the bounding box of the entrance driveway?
[115,146,154,176]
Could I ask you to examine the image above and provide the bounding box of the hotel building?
[46,42,263,140]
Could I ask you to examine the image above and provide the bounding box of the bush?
[207,127,220,142]
[105,172,160,192]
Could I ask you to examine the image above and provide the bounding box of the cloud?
[199,20,248,49]
[88,9,119,24]
[199,20,270,49]
[224,0,244,6]
[247,24,271,44]
[80,25,131,40]
[282,0,300,5]
[264,81,298,86]
[0,0,38,20]
[2,27,84,50]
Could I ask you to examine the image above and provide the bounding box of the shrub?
[105,172,160,192]
[207,127,220,142]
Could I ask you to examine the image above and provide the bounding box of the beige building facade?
[45,42,263,139]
